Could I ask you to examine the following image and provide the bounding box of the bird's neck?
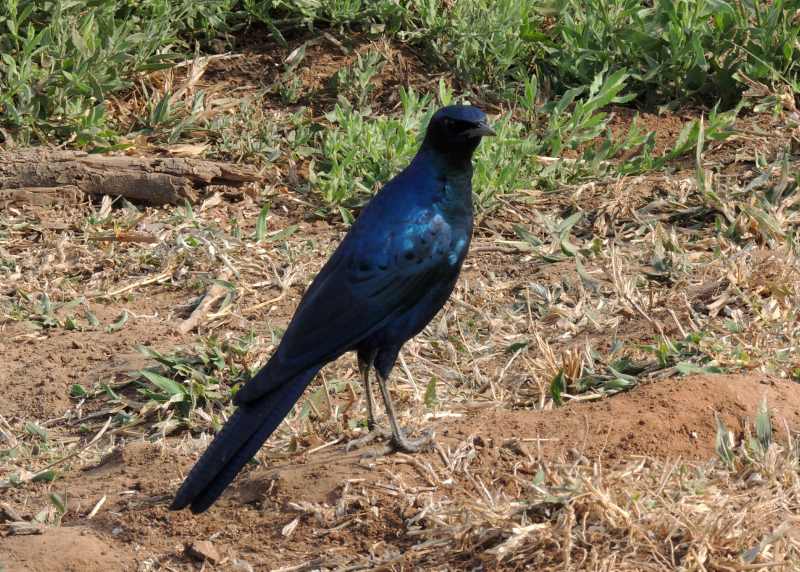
[412,148,474,218]
[416,145,475,178]
[420,136,479,173]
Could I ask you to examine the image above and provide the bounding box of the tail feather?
[171,368,317,513]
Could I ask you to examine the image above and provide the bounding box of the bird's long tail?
[170,368,317,513]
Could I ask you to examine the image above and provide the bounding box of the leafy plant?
[115,336,261,434]
[330,50,386,107]
[309,88,435,208]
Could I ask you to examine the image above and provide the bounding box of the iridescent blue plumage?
[171,105,494,513]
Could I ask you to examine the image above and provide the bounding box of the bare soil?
[2,366,797,572]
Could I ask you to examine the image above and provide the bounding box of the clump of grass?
[309,88,435,209]
[242,0,412,42]
[204,97,283,165]
[419,0,542,93]
[308,68,739,212]
[548,0,800,106]
[4,0,797,149]
[99,336,261,436]
[329,50,386,107]
[542,330,725,406]
[0,0,186,145]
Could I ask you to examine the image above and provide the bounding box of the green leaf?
[603,377,635,391]
[151,92,171,126]
[298,385,329,419]
[49,492,67,514]
[740,204,785,239]
[514,224,543,247]
[339,206,354,225]
[505,341,529,353]
[550,369,565,407]
[424,378,438,408]
[695,115,706,192]
[267,224,298,243]
[70,25,88,56]
[254,202,270,242]
[558,212,582,257]
[32,470,57,483]
[84,308,100,327]
[70,384,88,398]
[755,397,772,452]
[103,383,121,401]
[715,413,735,466]
[607,365,637,383]
[106,310,128,333]
[139,370,186,398]
[675,362,723,375]
[24,422,48,441]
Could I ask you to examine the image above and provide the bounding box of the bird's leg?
[359,354,378,431]
[346,352,391,451]
[375,371,433,454]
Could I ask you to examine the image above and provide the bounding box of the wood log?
[0,148,260,206]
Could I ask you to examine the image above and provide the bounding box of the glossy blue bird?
[171,105,495,513]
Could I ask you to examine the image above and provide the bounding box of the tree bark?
[0,148,260,207]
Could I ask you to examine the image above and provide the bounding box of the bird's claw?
[345,426,392,451]
[391,427,434,453]
[345,426,434,455]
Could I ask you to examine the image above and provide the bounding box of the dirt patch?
[606,106,690,156]
[449,373,800,462]
[4,373,799,571]
[1,526,135,572]
[0,296,186,421]
[3,77,799,568]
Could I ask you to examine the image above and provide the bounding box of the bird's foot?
[345,426,392,452]
[345,426,434,455]
[391,427,434,454]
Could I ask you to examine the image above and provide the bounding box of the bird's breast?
[401,209,468,268]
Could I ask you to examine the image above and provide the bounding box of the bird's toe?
[345,426,392,451]
[391,427,435,454]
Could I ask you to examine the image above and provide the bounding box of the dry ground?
[2,44,800,572]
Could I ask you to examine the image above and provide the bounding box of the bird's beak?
[465,120,496,138]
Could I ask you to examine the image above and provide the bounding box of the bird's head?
[423,105,495,164]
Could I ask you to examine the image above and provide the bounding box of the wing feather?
[234,209,456,403]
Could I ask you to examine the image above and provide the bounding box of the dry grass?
[327,436,800,570]
[2,56,800,570]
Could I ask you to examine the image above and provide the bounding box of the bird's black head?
[422,105,495,165]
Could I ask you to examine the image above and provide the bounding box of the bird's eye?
[443,118,454,128]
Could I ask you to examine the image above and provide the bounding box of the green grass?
[1,0,183,145]
[240,0,800,103]
[1,0,798,211]
[307,69,740,213]
[547,0,800,107]
[89,337,260,437]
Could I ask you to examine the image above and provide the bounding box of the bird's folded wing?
[234,210,454,403]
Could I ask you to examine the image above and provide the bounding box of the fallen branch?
[177,269,233,334]
[0,148,261,206]
[88,231,159,244]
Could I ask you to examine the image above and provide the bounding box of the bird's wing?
[234,208,460,403]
